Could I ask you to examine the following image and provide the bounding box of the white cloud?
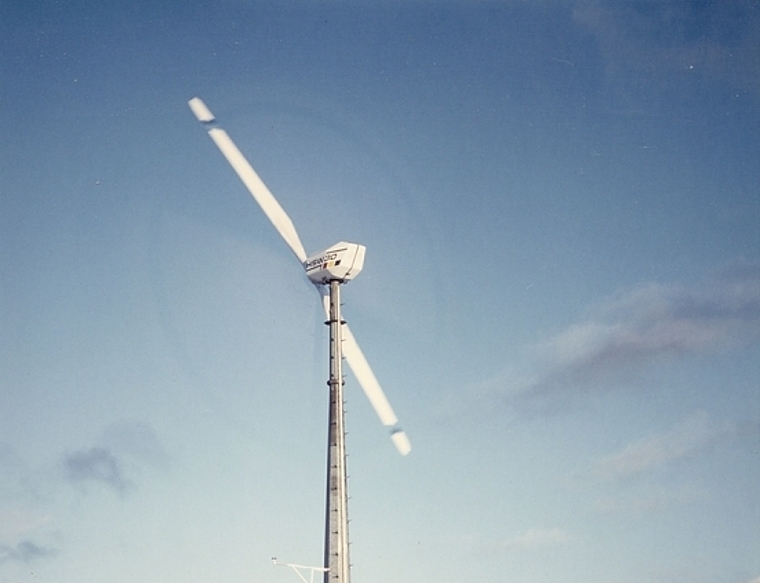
[0,540,57,564]
[0,509,52,541]
[542,269,759,384]
[594,484,707,514]
[498,527,570,552]
[592,411,733,481]
[464,262,760,412]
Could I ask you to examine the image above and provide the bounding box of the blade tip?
[391,430,411,456]
[188,97,215,122]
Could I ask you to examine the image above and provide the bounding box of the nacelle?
[304,242,366,284]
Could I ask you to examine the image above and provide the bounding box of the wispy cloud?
[594,484,707,515]
[586,411,739,515]
[0,423,168,573]
[0,540,57,564]
[573,0,760,103]
[64,447,130,494]
[591,411,733,481]
[99,421,170,469]
[0,508,52,542]
[498,527,570,552]
[61,422,168,495]
[468,262,760,412]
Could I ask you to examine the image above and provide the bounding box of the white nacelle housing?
[304,242,366,284]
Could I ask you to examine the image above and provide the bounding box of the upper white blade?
[189,98,307,264]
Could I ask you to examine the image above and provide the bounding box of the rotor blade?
[344,327,412,456]
[341,326,398,426]
[188,97,307,264]
[320,290,411,456]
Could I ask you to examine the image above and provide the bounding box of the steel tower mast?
[324,279,351,583]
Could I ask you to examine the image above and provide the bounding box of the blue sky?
[1,1,758,582]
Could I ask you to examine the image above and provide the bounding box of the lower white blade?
[341,324,399,427]
[319,290,411,455]
[188,98,308,264]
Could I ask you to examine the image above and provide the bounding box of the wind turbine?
[188,97,411,583]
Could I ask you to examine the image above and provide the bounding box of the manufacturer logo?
[306,252,340,271]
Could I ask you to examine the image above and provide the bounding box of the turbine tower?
[188,97,411,583]
[325,279,349,583]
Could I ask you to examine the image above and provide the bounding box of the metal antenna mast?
[273,558,329,583]
[324,279,350,583]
